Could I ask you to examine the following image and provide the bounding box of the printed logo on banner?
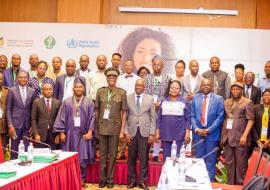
[44,36,56,49]
[67,39,78,48]
[0,36,4,48]
[66,38,100,48]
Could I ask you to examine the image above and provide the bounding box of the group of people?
[0,52,270,189]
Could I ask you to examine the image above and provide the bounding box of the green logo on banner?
[44,36,55,49]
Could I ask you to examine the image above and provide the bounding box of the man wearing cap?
[221,82,255,185]
[54,77,96,187]
[95,67,127,189]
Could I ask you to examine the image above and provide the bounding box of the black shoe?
[98,181,106,188]
[138,182,149,190]
[152,156,161,163]
[127,181,137,189]
[107,183,114,189]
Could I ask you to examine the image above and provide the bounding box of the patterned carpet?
[84,183,156,190]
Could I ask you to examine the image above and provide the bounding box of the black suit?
[243,85,261,104]
[252,104,270,154]
[31,97,61,149]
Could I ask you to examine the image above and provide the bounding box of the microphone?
[183,147,219,182]
[23,136,52,153]
[190,138,205,149]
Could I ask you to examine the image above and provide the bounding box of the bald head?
[189,59,199,75]
[135,79,145,95]
[66,59,76,76]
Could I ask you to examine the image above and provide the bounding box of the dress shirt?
[86,69,107,100]
[202,93,211,127]
[63,75,75,101]
[116,73,141,95]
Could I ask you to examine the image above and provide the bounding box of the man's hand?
[54,135,60,144]
[256,140,264,148]
[263,140,270,149]
[155,129,160,142]
[239,135,247,146]
[185,133,191,145]
[202,129,209,136]
[125,132,132,145]
[155,101,161,111]
[60,132,66,143]
[119,131,124,140]
[83,130,93,141]
[8,126,16,137]
[35,135,41,142]
[186,93,194,101]
[148,135,155,145]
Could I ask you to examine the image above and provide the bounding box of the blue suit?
[3,68,25,88]
[191,92,224,181]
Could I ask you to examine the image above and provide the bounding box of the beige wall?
[0,0,269,29]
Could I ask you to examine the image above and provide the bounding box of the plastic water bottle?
[159,169,168,190]
[27,142,34,161]
[18,140,25,160]
[178,144,186,185]
[171,141,177,160]
[180,144,186,160]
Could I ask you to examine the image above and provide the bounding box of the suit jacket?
[3,67,26,88]
[243,85,261,105]
[191,92,224,141]
[0,87,9,134]
[6,85,36,129]
[54,74,86,102]
[202,70,231,99]
[31,98,61,142]
[252,104,270,142]
[221,96,255,147]
[182,74,204,98]
[125,93,156,138]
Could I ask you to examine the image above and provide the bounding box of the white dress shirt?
[202,93,211,127]
[63,75,75,101]
[79,69,90,78]
[86,69,107,100]
[190,75,199,93]
[116,73,141,95]
[134,93,144,107]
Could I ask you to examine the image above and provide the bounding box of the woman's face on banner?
[133,38,161,71]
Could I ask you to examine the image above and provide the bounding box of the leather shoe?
[98,181,106,188]
[107,183,114,189]
[138,182,149,190]
[127,181,137,189]
[152,156,161,163]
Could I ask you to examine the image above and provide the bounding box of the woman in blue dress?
[156,80,191,159]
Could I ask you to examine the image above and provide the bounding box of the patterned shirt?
[28,76,55,99]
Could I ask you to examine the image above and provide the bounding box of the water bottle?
[180,144,186,160]
[171,141,177,160]
[27,142,34,162]
[159,169,168,190]
[178,144,186,185]
[18,140,25,161]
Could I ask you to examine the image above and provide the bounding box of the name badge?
[162,101,184,116]
[226,119,233,129]
[103,108,110,119]
[261,127,268,136]
[74,117,80,127]
[153,95,158,103]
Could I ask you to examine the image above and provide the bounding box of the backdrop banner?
[0,22,268,80]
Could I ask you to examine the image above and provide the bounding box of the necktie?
[46,99,51,113]
[136,95,140,112]
[245,86,250,99]
[261,107,269,141]
[125,74,133,78]
[22,87,26,105]
[201,95,207,126]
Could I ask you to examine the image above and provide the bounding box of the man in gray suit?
[125,79,156,190]
[182,59,204,101]
[7,71,36,159]
[202,56,231,99]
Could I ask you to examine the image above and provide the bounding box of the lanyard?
[73,96,83,116]
[107,89,113,108]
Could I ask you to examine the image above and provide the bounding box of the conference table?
[157,157,213,190]
[0,151,81,190]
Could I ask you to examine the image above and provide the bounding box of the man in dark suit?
[243,72,261,104]
[125,79,156,190]
[4,54,25,88]
[54,59,85,102]
[7,71,36,159]
[31,83,61,150]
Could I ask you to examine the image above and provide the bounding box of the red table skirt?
[86,160,162,186]
[1,153,82,190]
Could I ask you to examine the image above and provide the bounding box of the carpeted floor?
[84,183,156,190]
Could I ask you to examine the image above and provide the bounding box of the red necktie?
[201,96,207,125]
[46,99,51,113]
